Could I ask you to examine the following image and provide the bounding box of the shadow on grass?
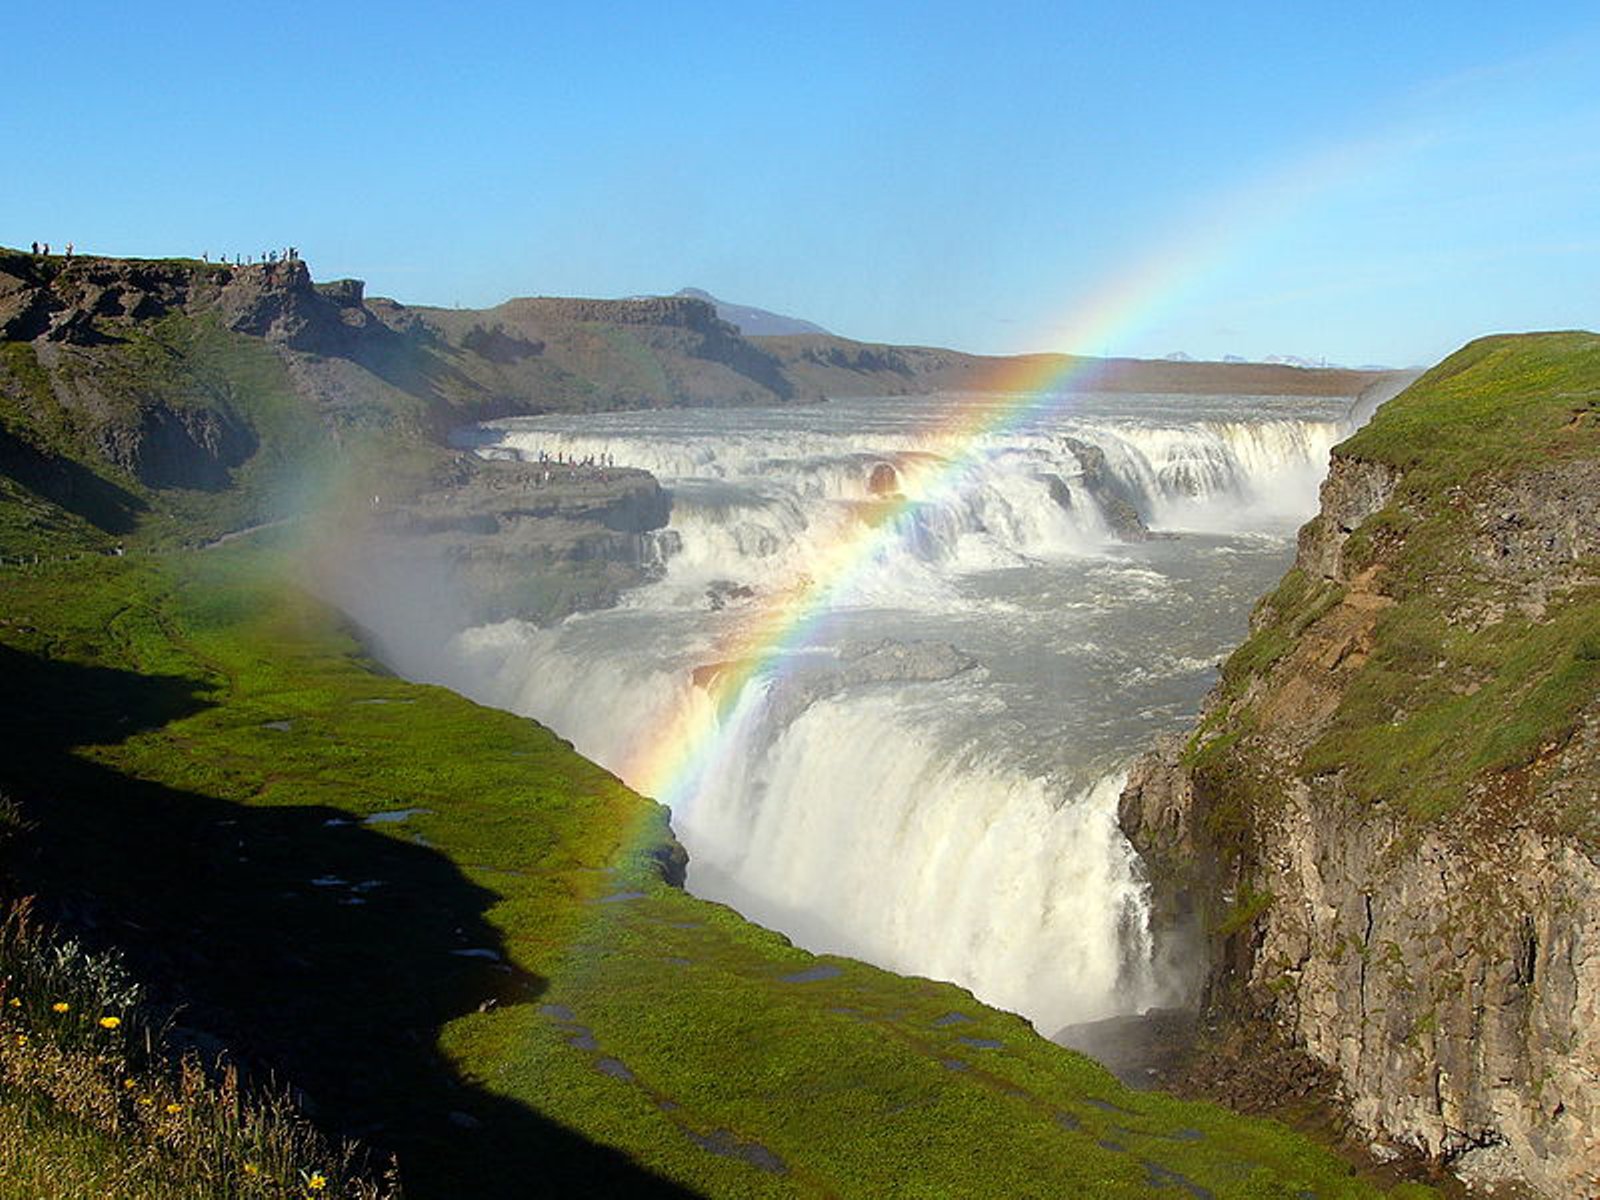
[0,425,147,535]
[0,645,700,1198]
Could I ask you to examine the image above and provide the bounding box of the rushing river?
[406,391,1357,1036]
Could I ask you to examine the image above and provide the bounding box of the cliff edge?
[1122,331,1600,1197]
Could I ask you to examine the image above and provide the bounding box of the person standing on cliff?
[64,243,73,259]
[29,242,38,255]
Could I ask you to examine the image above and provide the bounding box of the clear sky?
[9,1,1599,366]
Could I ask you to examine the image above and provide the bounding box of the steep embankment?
[1122,331,1600,1196]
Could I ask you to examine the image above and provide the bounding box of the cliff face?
[360,456,673,625]
[411,294,802,411]
[1121,332,1600,1196]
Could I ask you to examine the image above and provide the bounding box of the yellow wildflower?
[165,1102,183,1114]
[100,1015,122,1029]
[139,1096,154,1107]
[244,1163,260,1177]
[6,997,19,1007]
[15,1034,27,1046]
[51,1001,69,1013]
[307,1172,327,1191]
[123,1078,136,1090]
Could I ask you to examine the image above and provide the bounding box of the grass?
[0,547,1428,1198]
[1190,331,1600,831]
[0,831,394,1199]
[1339,330,1600,488]
[1303,590,1600,820]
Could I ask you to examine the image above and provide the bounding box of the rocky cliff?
[0,249,808,554]
[1121,332,1600,1196]
[357,455,672,626]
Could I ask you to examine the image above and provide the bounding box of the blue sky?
[9,1,1599,365]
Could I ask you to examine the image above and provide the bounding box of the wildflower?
[123,1078,136,1090]
[51,1001,69,1013]
[307,1172,327,1191]
[244,1162,260,1176]
[6,997,18,1008]
[100,1015,122,1029]
[139,1096,154,1106]
[165,1102,183,1114]
[15,1034,26,1046]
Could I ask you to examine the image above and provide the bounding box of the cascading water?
[432,391,1358,1035]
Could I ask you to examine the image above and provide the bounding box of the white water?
[421,391,1356,1035]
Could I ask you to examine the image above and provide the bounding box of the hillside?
[0,247,1395,559]
[1120,331,1600,1197]
[755,333,1395,399]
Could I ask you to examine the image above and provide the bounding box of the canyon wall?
[1122,332,1600,1196]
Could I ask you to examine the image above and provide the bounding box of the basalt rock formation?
[1120,332,1600,1197]
[359,455,672,625]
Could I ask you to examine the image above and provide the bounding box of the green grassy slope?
[0,548,1426,1199]
[0,314,448,560]
[1194,331,1600,830]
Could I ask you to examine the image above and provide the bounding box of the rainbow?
[619,357,1100,812]
[615,129,1418,814]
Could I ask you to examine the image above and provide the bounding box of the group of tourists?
[509,449,621,488]
[22,242,303,269]
[201,247,300,267]
[534,449,616,469]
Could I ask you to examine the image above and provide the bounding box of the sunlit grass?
[0,895,395,1199]
[0,547,1433,1197]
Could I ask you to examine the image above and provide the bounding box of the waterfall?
[420,392,1350,1034]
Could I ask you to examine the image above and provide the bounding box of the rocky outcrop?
[101,400,258,490]
[1059,437,1152,541]
[1121,334,1600,1197]
[362,456,672,625]
[0,252,385,357]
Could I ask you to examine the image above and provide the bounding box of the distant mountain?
[1263,353,1338,369]
[1177,351,1397,371]
[674,287,830,337]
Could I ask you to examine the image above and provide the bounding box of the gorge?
[351,390,1378,1039]
[4,245,1590,1198]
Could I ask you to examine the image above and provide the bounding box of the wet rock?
[1061,436,1152,541]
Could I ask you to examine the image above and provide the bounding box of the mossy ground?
[0,546,1426,1198]
[1191,331,1600,831]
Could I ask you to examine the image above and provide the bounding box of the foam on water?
[420,391,1361,1032]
